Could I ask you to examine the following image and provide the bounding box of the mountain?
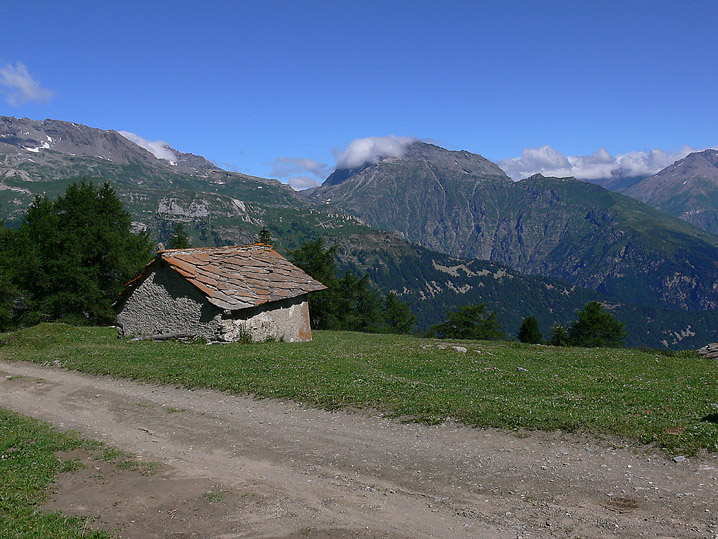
[623,149,718,235]
[0,116,591,337]
[0,116,219,172]
[308,142,718,312]
[330,232,718,349]
[580,174,647,192]
[0,116,315,244]
[1,117,716,349]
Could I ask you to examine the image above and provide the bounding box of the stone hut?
[115,244,326,343]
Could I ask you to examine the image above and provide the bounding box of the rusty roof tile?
[166,258,197,276]
[194,274,219,287]
[191,280,216,298]
[173,267,195,279]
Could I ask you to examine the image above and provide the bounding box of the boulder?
[696,343,718,359]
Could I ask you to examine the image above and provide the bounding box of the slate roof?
[141,244,325,311]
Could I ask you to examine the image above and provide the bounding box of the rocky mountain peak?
[629,149,718,186]
[323,141,509,188]
[676,148,718,169]
[397,141,509,177]
[0,115,220,174]
[522,173,546,181]
[0,115,153,164]
[167,148,220,171]
[622,149,718,234]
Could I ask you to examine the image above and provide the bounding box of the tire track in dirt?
[1,360,717,538]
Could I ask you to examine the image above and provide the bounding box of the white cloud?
[269,156,329,190]
[499,145,701,181]
[0,62,55,106]
[335,135,417,169]
[287,176,322,190]
[119,131,178,163]
[270,136,421,190]
[271,157,329,179]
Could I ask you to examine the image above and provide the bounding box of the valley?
[1,116,717,349]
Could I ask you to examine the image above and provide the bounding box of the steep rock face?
[624,149,718,234]
[312,142,513,257]
[0,116,221,174]
[0,116,158,166]
[310,145,718,311]
[0,115,317,254]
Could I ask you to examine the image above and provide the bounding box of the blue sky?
[2,1,717,187]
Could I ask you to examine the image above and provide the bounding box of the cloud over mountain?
[335,136,417,169]
[119,131,177,163]
[0,62,55,106]
[271,157,328,180]
[499,145,702,181]
[269,156,329,190]
[287,176,323,190]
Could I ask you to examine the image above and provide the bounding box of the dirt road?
[1,360,716,538]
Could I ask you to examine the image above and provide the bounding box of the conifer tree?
[167,223,191,249]
[289,238,416,334]
[426,303,503,340]
[8,180,154,325]
[518,315,543,344]
[549,325,570,346]
[258,227,273,246]
[382,291,416,334]
[289,238,339,329]
[568,301,626,348]
[0,219,21,330]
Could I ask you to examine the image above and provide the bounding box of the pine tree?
[549,325,570,346]
[288,238,339,329]
[568,301,626,348]
[258,227,273,246]
[381,292,416,334]
[289,238,417,334]
[427,303,503,340]
[9,180,154,325]
[518,315,543,344]
[167,223,191,249]
[0,219,22,330]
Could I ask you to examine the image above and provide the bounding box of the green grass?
[1,323,717,455]
[202,490,227,503]
[0,408,108,538]
[92,444,158,475]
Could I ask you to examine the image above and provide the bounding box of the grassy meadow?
[0,408,108,538]
[1,323,716,455]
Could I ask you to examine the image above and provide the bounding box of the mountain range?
[308,142,718,312]
[623,149,718,235]
[579,148,718,235]
[1,116,716,349]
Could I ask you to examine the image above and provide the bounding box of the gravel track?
[1,360,716,538]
